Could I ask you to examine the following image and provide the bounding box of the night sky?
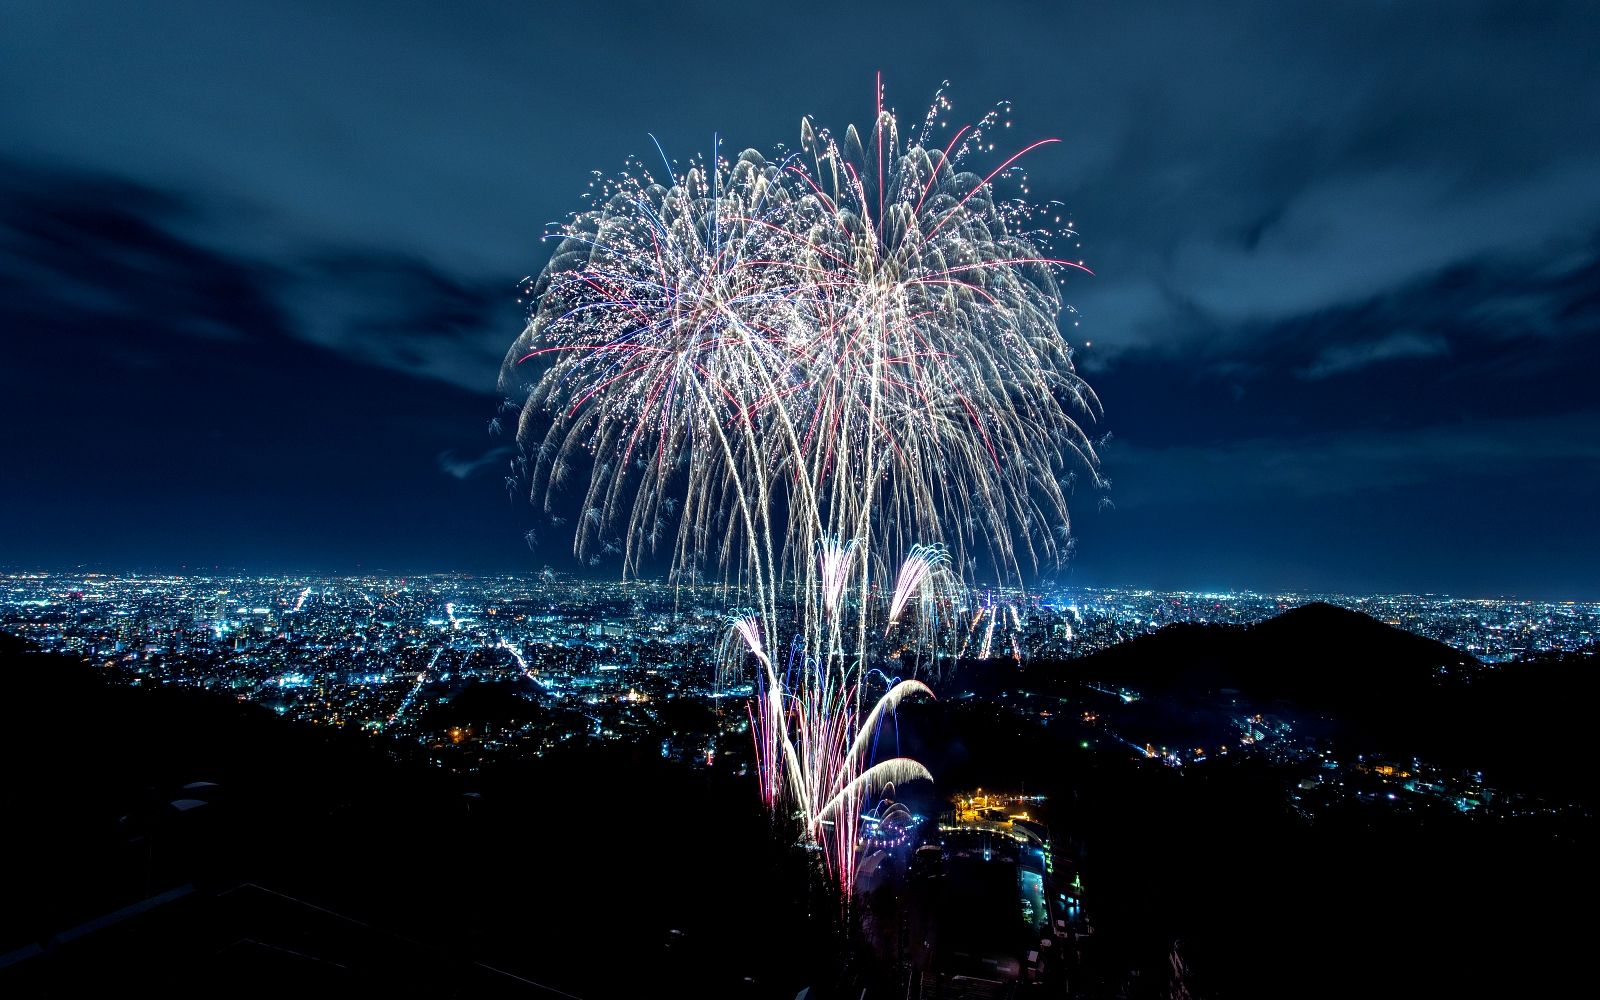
[3,1,1598,598]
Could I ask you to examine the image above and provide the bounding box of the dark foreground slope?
[0,636,837,999]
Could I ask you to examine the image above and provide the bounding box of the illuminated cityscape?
[3,571,1591,817]
[6,572,1594,715]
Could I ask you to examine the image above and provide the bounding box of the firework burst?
[502,82,1101,889]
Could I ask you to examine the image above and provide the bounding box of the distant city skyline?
[6,563,1599,607]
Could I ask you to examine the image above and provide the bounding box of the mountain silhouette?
[1071,601,1474,710]
[1017,602,1592,799]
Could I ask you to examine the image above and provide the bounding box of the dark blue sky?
[3,1,1598,598]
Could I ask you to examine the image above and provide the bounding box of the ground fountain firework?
[501,82,1101,890]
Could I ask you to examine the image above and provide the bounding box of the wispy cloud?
[436,445,512,480]
[280,250,515,396]
[0,161,518,396]
[1299,330,1450,379]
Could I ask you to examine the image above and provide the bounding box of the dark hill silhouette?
[419,678,544,728]
[1069,601,1473,709]
[1020,602,1593,799]
[0,631,40,657]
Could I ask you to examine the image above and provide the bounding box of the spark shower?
[501,82,1101,889]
